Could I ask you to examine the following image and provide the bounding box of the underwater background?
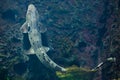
[0,0,120,80]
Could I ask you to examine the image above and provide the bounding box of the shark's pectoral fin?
[24,48,35,55]
[20,22,28,33]
[40,27,47,33]
[38,22,47,33]
[39,47,50,53]
[44,47,50,52]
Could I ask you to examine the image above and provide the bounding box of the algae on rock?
[56,66,96,80]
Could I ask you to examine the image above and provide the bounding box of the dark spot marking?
[32,42,34,45]
[44,56,48,61]
[41,54,46,60]
[28,26,30,32]
[47,58,51,62]
[50,62,54,66]
[43,56,46,60]
[37,41,39,43]
[46,60,50,64]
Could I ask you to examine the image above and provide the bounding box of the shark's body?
[20,4,66,71]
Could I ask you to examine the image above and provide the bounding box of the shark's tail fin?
[36,47,66,72]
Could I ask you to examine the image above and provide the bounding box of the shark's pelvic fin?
[25,47,49,55]
[24,48,35,55]
[39,47,50,52]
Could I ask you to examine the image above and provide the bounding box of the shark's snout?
[28,4,36,11]
[26,4,37,22]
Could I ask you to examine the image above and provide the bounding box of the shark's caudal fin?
[36,47,66,72]
[24,46,66,71]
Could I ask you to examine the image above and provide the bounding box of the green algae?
[56,66,96,80]
[0,53,8,58]
[12,75,26,80]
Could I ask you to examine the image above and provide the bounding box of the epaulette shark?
[20,4,66,72]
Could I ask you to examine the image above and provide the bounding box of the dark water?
[0,0,119,80]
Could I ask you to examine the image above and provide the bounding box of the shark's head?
[27,4,36,13]
[26,4,39,25]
